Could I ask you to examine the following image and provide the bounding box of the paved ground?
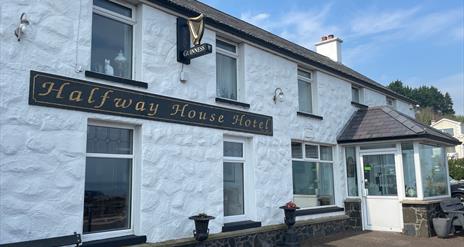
[302,231,464,247]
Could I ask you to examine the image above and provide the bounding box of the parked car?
[450,177,464,202]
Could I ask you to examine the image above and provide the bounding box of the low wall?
[402,200,443,237]
[135,214,357,247]
[344,198,362,231]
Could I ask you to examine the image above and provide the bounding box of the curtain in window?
[319,163,335,205]
[298,80,312,113]
[216,53,237,100]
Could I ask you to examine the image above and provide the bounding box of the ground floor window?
[419,144,448,197]
[401,143,417,197]
[291,142,335,208]
[84,124,134,234]
[223,138,246,217]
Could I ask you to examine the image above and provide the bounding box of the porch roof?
[337,106,461,145]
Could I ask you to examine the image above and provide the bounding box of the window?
[84,124,134,234]
[386,97,396,108]
[291,142,335,208]
[216,39,239,100]
[223,139,247,219]
[401,143,417,197]
[298,69,314,113]
[345,147,358,197]
[419,144,448,197]
[91,0,135,79]
[440,128,454,136]
[351,86,363,104]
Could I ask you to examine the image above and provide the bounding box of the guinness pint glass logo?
[188,14,205,46]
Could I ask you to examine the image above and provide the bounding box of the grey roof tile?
[337,106,461,145]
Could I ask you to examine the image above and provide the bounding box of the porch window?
[291,142,335,208]
[84,124,134,233]
[401,143,417,197]
[419,144,448,197]
[345,147,358,197]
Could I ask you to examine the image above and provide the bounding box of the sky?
[201,0,464,115]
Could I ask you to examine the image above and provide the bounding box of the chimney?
[315,34,343,63]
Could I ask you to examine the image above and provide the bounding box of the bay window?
[291,142,335,208]
[91,0,135,79]
[84,124,134,234]
[216,39,239,100]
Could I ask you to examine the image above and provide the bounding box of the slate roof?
[151,0,416,104]
[337,106,461,145]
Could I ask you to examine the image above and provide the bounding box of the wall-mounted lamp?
[15,13,30,41]
[273,88,284,103]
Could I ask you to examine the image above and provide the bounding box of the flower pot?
[189,214,215,242]
[279,206,300,226]
[432,217,451,238]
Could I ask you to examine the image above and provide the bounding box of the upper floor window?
[386,96,396,108]
[297,69,314,113]
[291,142,335,208]
[351,86,363,104]
[91,0,135,79]
[440,128,454,136]
[216,39,239,100]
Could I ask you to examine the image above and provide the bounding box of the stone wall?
[402,202,442,237]
[344,199,363,231]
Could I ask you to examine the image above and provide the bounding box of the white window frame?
[91,0,137,79]
[344,146,360,198]
[83,120,140,241]
[291,141,336,210]
[223,136,255,223]
[351,85,364,104]
[386,96,397,109]
[216,38,241,101]
[297,68,316,114]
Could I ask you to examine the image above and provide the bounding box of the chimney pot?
[321,36,328,41]
[328,34,334,39]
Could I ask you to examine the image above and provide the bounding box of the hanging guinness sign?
[177,14,212,64]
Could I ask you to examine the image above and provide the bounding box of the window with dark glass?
[291,142,335,208]
[351,86,360,103]
[91,0,134,79]
[84,125,133,233]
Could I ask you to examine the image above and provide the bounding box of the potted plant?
[279,201,300,226]
[188,213,215,242]
[279,201,300,246]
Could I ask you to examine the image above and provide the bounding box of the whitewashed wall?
[0,0,414,244]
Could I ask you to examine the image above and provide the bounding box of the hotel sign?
[29,71,273,136]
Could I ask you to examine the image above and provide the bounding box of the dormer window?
[351,86,363,104]
[386,97,397,108]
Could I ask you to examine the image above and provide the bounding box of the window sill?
[85,70,148,89]
[295,206,344,216]
[215,97,250,108]
[297,111,323,120]
[222,220,262,232]
[81,235,146,247]
[351,101,368,109]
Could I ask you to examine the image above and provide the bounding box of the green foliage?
[387,80,455,115]
[449,158,464,180]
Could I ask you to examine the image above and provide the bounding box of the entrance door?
[360,153,403,232]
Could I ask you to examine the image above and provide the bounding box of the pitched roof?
[150,0,416,104]
[337,106,461,145]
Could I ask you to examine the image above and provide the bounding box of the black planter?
[189,214,215,242]
[279,206,300,247]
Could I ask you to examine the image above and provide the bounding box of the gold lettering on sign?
[69,90,83,102]
[38,82,69,99]
[198,111,207,121]
[218,115,224,123]
[170,104,188,117]
[114,98,133,108]
[88,87,99,104]
[188,109,196,119]
[209,113,216,122]
[94,90,113,109]
[135,101,146,112]
[147,103,159,116]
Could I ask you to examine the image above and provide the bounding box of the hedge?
[449,158,464,180]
